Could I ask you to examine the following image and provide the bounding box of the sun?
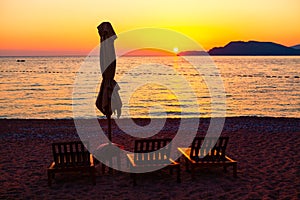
[173,47,179,53]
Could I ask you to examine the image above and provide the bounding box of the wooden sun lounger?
[178,137,237,179]
[47,141,96,186]
[127,138,181,185]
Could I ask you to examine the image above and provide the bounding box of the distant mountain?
[291,44,300,50]
[177,50,208,56]
[208,41,300,55]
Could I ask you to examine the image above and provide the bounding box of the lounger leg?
[132,173,137,186]
[177,165,181,183]
[91,168,96,185]
[185,158,190,172]
[47,171,52,187]
[233,163,237,178]
[102,163,106,174]
[129,166,137,186]
[170,167,173,175]
[191,165,195,180]
[190,163,195,180]
[223,166,227,172]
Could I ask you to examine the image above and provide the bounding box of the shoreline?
[0,117,299,199]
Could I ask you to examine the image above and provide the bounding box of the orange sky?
[1,0,300,56]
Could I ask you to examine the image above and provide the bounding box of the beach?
[0,117,299,199]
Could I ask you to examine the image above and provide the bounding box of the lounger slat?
[70,143,75,166]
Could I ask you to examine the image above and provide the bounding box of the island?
[207,41,300,56]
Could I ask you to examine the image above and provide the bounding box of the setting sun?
[173,47,179,53]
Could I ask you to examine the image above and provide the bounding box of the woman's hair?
[97,22,117,42]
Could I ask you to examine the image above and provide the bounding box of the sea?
[0,56,299,119]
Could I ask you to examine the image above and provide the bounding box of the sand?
[0,117,299,199]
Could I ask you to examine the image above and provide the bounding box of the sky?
[0,0,299,56]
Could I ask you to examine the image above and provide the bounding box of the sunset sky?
[1,0,299,56]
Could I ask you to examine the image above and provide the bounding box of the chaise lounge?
[127,138,181,185]
[178,137,237,179]
[47,141,96,186]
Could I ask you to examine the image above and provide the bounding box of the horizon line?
[1,40,299,57]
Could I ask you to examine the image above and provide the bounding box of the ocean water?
[0,56,299,119]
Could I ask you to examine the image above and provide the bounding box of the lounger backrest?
[52,141,91,168]
[134,138,172,164]
[190,137,229,161]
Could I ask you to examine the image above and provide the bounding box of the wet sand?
[0,117,299,199]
